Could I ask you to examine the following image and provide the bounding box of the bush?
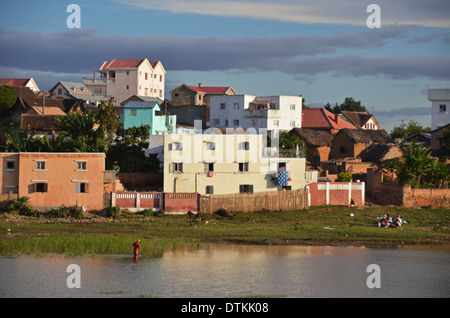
[141,209,153,217]
[6,196,37,216]
[337,172,353,182]
[105,206,121,219]
[153,209,165,217]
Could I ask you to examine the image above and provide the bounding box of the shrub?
[105,206,121,219]
[337,172,353,182]
[6,196,37,216]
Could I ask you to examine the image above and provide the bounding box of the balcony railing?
[83,78,116,84]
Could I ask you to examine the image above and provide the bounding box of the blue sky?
[1,0,449,132]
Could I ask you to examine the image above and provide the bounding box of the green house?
[120,101,176,135]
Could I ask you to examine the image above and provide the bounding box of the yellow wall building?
[163,133,313,195]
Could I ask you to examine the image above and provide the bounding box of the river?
[0,244,449,298]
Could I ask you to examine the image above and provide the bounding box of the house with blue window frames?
[120,100,177,135]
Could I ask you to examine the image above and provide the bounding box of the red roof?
[0,78,30,86]
[302,108,356,131]
[186,85,231,94]
[100,59,158,70]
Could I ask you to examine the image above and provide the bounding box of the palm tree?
[5,126,35,152]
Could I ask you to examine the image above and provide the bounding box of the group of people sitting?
[378,214,405,228]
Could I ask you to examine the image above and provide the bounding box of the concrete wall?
[308,182,365,206]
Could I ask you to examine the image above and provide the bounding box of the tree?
[55,112,108,153]
[0,85,17,115]
[325,97,367,114]
[384,140,449,188]
[5,126,35,152]
[440,128,450,155]
[94,97,120,141]
[390,120,431,139]
[106,125,160,173]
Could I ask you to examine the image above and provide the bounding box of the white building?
[83,58,166,106]
[209,95,302,133]
[428,89,450,130]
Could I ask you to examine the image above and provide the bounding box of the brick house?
[0,152,106,211]
[170,83,236,106]
[330,128,393,160]
[289,128,333,167]
[301,108,356,134]
[341,111,382,130]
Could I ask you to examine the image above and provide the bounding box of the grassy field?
[0,205,449,256]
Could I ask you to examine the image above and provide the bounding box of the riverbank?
[1,205,449,256]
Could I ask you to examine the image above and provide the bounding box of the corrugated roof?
[122,101,159,109]
[302,108,356,130]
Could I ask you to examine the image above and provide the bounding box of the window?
[206,186,214,194]
[126,71,130,76]
[225,120,229,126]
[339,146,347,154]
[160,75,163,82]
[290,121,296,127]
[130,109,137,116]
[126,85,129,90]
[145,73,148,80]
[239,184,253,193]
[5,160,15,171]
[169,142,183,151]
[174,162,183,173]
[35,183,48,193]
[273,120,279,127]
[239,141,250,150]
[233,119,239,126]
[213,118,220,125]
[239,162,249,172]
[76,183,89,193]
[207,163,214,172]
[220,103,226,110]
[77,162,86,171]
[36,161,46,170]
[58,88,63,95]
[234,103,240,109]
[440,104,447,112]
[290,104,296,110]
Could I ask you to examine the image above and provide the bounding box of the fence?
[111,192,163,212]
[199,189,308,214]
[307,182,365,206]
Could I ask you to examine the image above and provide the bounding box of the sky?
[0,0,449,133]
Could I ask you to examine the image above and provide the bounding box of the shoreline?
[1,205,449,256]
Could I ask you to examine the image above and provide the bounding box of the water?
[0,244,449,298]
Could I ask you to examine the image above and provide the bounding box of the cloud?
[113,0,450,28]
[0,27,448,86]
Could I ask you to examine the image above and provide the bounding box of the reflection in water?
[0,245,449,298]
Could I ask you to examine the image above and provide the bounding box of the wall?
[308,182,365,206]
[111,192,163,212]
[7,152,106,211]
[429,88,450,131]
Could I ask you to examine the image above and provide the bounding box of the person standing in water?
[133,239,141,256]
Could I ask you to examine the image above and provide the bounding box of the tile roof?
[341,111,378,129]
[100,59,159,70]
[186,85,232,94]
[0,78,31,86]
[302,108,356,130]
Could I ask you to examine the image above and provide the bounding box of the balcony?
[83,78,116,84]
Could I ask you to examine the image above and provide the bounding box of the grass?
[0,205,449,256]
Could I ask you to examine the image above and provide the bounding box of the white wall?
[429,89,450,130]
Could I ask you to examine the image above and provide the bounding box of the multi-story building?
[170,83,236,106]
[83,58,166,106]
[209,95,302,133]
[162,133,313,195]
[428,89,450,131]
[0,152,106,211]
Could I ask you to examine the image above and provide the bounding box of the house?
[20,114,61,138]
[330,128,393,160]
[301,108,356,134]
[341,111,382,130]
[430,123,450,155]
[0,78,39,92]
[163,133,314,195]
[120,95,164,107]
[49,81,103,107]
[8,86,85,115]
[428,89,450,131]
[170,83,236,107]
[209,94,302,133]
[404,133,431,148]
[83,58,166,106]
[0,152,106,211]
[120,100,176,135]
[289,128,333,167]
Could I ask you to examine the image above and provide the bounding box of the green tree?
[440,128,450,155]
[55,112,108,152]
[0,85,17,115]
[390,120,431,139]
[337,172,353,182]
[5,126,35,152]
[325,97,367,114]
[106,125,160,173]
[385,140,449,188]
[94,97,120,141]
